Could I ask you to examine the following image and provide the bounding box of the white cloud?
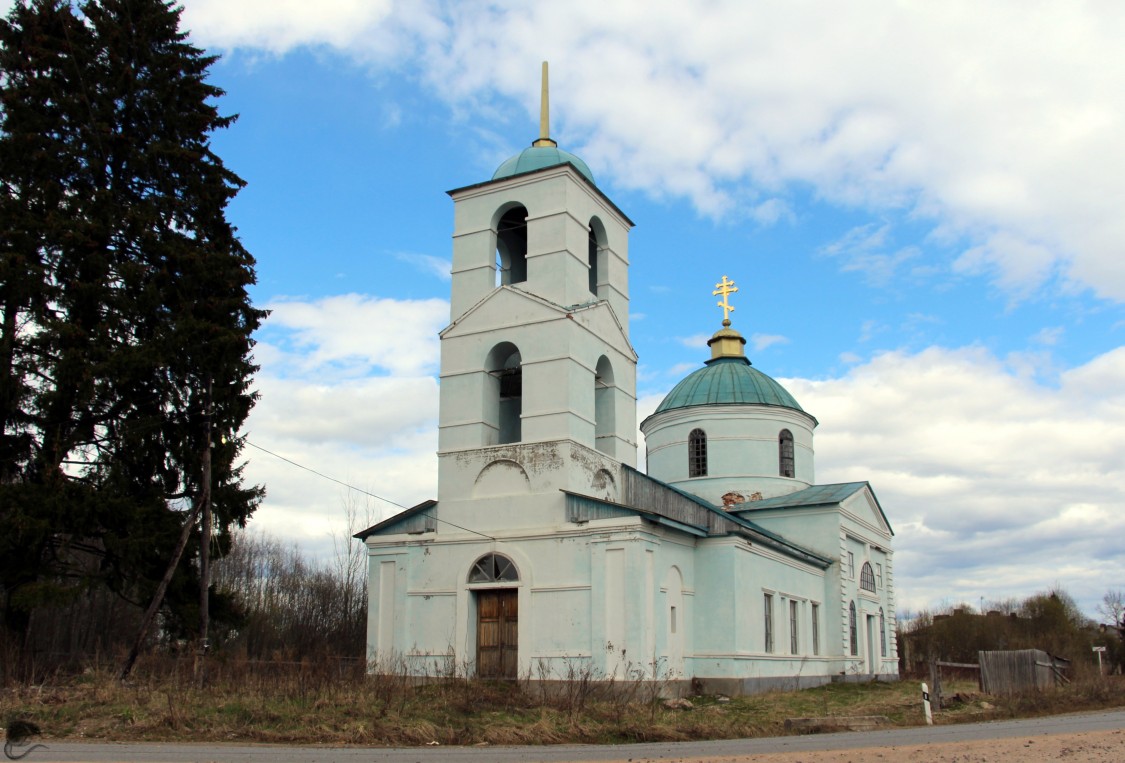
[260,294,447,378]
[394,252,452,281]
[243,290,1125,615]
[181,0,401,56]
[1031,327,1064,347]
[819,223,922,286]
[677,333,712,349]
[183,0,1125,302]
[241,295,443,550]
[750,333,788,352]
[859,319,885,343]
[785,344,1125,614]
[665,362,698,377]
[748,197,793,226]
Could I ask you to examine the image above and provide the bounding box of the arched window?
[594,355,615,455]
[849,601,858,655]
[879,608,887,657]
[688,428,707,477]
[860,562,876,592]
[496,206,528,286]
[588,217,607,296]
[486,342,522,444]
[779,429,794,478]
[588,228,599,294]
[468,553,519,583]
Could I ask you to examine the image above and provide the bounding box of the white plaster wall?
[448,166,631,325]
[365,505,878,684]
[643,404,816,503]
[438,291,637,467]
[366,516,698,680]
[688,537,832,680]
[436,440,623,530]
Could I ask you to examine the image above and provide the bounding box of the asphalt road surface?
[21,708,1125,763]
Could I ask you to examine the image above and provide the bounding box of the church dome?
[654,356,806,414]
[641,278,817,504]
[493,145,595,185]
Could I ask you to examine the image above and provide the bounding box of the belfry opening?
[496,206,528,286]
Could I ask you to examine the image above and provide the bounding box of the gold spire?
[707,275,748,361]
[532,61,558,148]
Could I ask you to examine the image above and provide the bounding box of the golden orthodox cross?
[713,275,739,324]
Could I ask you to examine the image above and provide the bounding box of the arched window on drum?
[779,429,795,478]
[688,428,707,477]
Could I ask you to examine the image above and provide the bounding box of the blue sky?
[75,1,1125,618]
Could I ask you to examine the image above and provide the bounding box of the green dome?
[493,146,595,185]
[654,357,805,414]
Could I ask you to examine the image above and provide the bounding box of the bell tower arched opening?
[594,355,616,455]
[588,217,607,296]
[485,342,522,445]
[496,206,528,286]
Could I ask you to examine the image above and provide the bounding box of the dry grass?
[2,656,1124,747]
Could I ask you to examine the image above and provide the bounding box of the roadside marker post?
[922,682,933,725]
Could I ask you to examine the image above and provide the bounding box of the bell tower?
[436,63,637,514]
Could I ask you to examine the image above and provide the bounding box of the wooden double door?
[476,589,518,679]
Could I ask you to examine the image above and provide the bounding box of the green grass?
[3,659,1123,747]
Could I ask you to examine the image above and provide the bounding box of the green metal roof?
[737,482,868,510]
[493,146,595,185]
[654,357,805,414]
[354,499,436,539]
[730,481,894,536]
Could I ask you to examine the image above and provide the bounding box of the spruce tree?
[0,0,265,650]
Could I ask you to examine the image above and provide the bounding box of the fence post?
[928,659,942,710]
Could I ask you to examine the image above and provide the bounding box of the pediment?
[841,484,894,538]
[440,285,568,339]
[441,286,636,359]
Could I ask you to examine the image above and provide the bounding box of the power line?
[243,439,494,541]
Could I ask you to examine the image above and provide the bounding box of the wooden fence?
[979,649,1069,695]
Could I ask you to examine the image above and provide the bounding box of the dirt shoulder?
[612,727,1125,763]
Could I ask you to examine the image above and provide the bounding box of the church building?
[357,65,897,693]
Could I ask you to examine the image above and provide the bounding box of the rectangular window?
[880,610,887,657]
[811,603,820,655]
[670,606,677,634]
[763,593,774,653]
[847,551,855,580]
[789,600,799,654]
[876,563,883,588]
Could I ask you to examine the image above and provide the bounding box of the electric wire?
[243,439,495,540]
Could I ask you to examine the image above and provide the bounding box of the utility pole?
[121,377,215,684]
[198,377,213,663]
[119,498,202,681]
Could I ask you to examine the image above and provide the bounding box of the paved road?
[23,708,1125,763]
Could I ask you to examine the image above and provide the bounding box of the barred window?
[688,428,708,477]
[849,601,858,655]
[779,429,794,477]
[860,562,876,592]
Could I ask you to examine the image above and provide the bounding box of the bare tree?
[1098,590,1125,632]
